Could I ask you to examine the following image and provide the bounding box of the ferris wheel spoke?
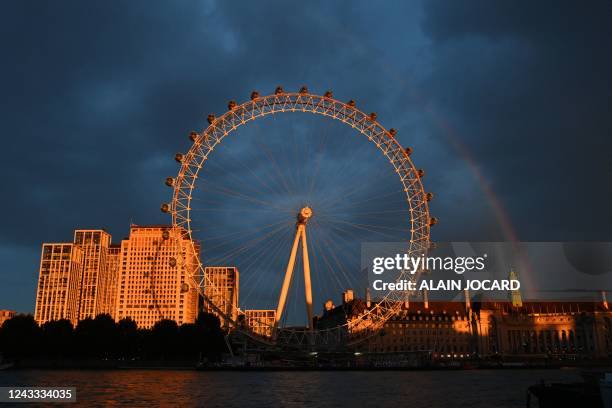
[198,218,289,240]
[317,121,370,184]
[251,118,293,198]
[306,115,333,199]
[237,227,289,299]
[208,141,284,199]
[198,184,293,214]
[320,217,408,240]
[316,179,392,212]
[325,212,411,227]
[205,225,288,267]
[307,225,332,299]
[308,228,347,301]
[262,113,297,195]
[204,222,290,266]
[336,209,411,217]
[198,219,290,252]
[254,138,296,197]
[327,189,405,212]
[235,222,289,279]
[203,159,278,200]
[319,178,404,211]
[313,221,360,290]
[306,226,323,301]
[250,241,288,309]
[191,207,285,214]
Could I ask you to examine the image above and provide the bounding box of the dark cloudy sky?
[1,1,611,315]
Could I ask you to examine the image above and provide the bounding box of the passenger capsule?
[207,114,215,124]
[299,86,308,94]
[417,169,425,178]
[425,192,434,202]
[162,230,170,240]
[165,177,174,187]
[228,100,237,110]
[250,91,260,100]
[347,100,356,107]
[169,257,177,267]
[160,203,170,213]
[189,131,198,142]
[369,112,377,121]
[429,217,439,227]
[275,86,284,95]
[389,128,397,136]
[180,282,189,292]
[324,90,333,98]
[175,153,184,163]
[405,147,413,156]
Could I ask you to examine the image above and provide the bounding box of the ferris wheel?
[161,86,435,349]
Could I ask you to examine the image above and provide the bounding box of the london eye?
[161,87,434,350]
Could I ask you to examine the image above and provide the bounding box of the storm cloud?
[1,0,610,313]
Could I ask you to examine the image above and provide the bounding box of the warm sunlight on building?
[74,230,113,320]
[105,243,121,318]
[366,302,474,355]
[203,266,239,329]
[34,243,83,325]
[244,309,276,338]
[114,225,199,329]
[0,310,16,327]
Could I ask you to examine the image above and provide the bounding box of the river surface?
[0,368,584,407]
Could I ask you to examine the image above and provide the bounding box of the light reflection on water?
[0,369,582,407]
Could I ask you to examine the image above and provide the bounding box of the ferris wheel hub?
[297,206,313,224]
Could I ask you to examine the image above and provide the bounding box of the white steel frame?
[164,89,432,349]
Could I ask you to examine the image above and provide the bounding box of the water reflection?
[0,369,582,407]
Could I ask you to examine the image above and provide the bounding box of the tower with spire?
[508,268,522,307]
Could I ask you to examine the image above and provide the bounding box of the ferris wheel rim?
[164,89,433,343]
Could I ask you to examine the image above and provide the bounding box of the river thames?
[0,368,584,407]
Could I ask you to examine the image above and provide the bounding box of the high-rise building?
[244,309,276,337]
[0,310,16,327]
[73,230,112,320]
[203,266,239,328]
[105,244,122,318]
[114,225,199,329]
[34,243,84,325]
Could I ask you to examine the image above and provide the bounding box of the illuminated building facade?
[320,289,612,359]
[0,310,16,327]
[203,266,239,328]
[34,243,84,325]
[366,302,474,356]
[74,230,112,320]
[476,301,612,358]
[361,300,612,358]
[105,244,121,318]
[115,225,199,329]
[244,309,276,338]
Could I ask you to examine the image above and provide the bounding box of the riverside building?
[320,289,612,359]
[243,309,276,338]
[114,225,199,329]
[203,266,239,328]
[0,310,16,327]
[34,243,84,325]
[74,230,112,319]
